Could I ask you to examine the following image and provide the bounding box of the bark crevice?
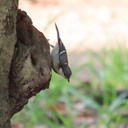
[9,9,52,117]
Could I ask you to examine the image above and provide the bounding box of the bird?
[50,23,72,82]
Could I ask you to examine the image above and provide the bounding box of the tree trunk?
[0,1,51,128]
[0,0,18,127]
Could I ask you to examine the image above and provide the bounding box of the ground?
[19,0,128,51]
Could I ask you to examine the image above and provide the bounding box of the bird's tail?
[55,23,61,45]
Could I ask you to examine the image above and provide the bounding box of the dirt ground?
[19,0,128,51]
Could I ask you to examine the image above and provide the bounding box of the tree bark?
[0,1,51,128]
[0,0,18,127]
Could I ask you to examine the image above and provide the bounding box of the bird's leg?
[47,39,54,48]
[49,44,54,48]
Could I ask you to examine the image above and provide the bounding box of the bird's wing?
[51,43,60,72]
[55,23,69,66]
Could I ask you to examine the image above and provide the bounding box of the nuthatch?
[50,23,72,82]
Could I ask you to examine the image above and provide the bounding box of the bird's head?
[61,65,72,82]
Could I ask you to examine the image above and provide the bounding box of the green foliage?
[12,46,128,128]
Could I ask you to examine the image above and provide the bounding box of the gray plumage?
[51,23,72,82]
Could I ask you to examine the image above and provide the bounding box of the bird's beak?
[67,78,70,83]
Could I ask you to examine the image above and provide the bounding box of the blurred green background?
[12,0,128,128]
